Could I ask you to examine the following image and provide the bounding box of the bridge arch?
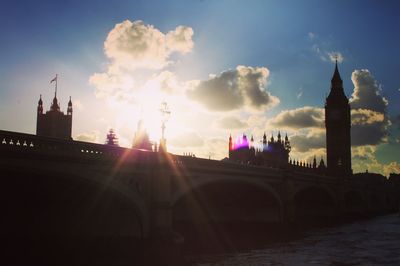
[293,184,338,204]
[368,192,385,213]
[172,176,283,212]
[1,165,149,239]
[344,189,368,214]
[292,184,338,222]
[172,176,284,250]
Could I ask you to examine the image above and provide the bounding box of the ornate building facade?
[132,119,152,151]
[36,94,72,140]
[325,61,352,177]
[228,132,291,167]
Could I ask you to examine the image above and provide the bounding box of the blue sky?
[0,0,399,175]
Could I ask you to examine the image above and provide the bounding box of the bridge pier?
[282,172,296,225]
[146,152,184,265]
[336,179,347,217]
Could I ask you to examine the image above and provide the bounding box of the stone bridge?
[0,130,397,249]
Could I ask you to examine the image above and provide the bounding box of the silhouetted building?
[132,119,152,150]
[229,132,291,167]
[105,129,119,146]
[36,94,72,140]
[325,61,352,177]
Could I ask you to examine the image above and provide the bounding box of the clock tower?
[325,60,352,177]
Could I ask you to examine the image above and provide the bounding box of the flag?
[50,75,57,83]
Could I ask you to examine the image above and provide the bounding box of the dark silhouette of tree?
[105,129,119,146]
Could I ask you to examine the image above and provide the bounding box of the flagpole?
[55,74,58,98]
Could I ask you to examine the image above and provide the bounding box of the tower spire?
[37,94,43,114]
[331,59,343,89]
[67,96,73,115]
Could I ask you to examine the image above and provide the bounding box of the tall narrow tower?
[325,61,352,177]
[36,75,73,140]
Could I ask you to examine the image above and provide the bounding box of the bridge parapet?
[174,155,340,186]
[0,130,156,163]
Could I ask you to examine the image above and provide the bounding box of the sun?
[110,90,186,148]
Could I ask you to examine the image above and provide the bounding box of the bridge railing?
[0,130,154,161]
[0,130,360,183]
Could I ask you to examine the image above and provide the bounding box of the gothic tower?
[132,119,152,150]
[36,94,73,140]
[325,61,352,177]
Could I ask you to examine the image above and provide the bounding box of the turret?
[319,158,326,169]
[263,132,267,146]
[50,95,60,112]
[284,133,291,152]
[250,135,254,149]
[242,134,248,148]
[37,95,43,114]
[229,134,233,151]
[277,131,281,143]
[67,96,73,116]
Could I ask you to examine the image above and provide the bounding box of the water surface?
[189,214,400,266]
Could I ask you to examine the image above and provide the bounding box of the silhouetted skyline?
[0,0,399,176]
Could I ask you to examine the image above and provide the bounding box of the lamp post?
[159,101,171,152]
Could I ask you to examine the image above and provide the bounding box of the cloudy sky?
[0,0,399,176]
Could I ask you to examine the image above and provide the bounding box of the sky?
[0,0,399,176]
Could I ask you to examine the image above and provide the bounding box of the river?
[188,214,400,266]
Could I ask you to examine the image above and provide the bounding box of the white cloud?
[216,116,248,129]
[187,65,279,111]
[73,99,84,110]
[350,69,390,146]
[289,129,326,152]
[352,145,399,176]
[297,87,303,100]
[145,71,181,94]
[308,33,344,63]
[169,131,204,148]
[328,51,344,63]
[383,162,400,176]
[350,69,388,113]
[104,20,193,70]
[166,25,194,54]
[90,20,194,101]
[269,106,324,130]
[75,130,100,143]
[90,71,136,101]
[204,138,228,159]
[351,109,384,125]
